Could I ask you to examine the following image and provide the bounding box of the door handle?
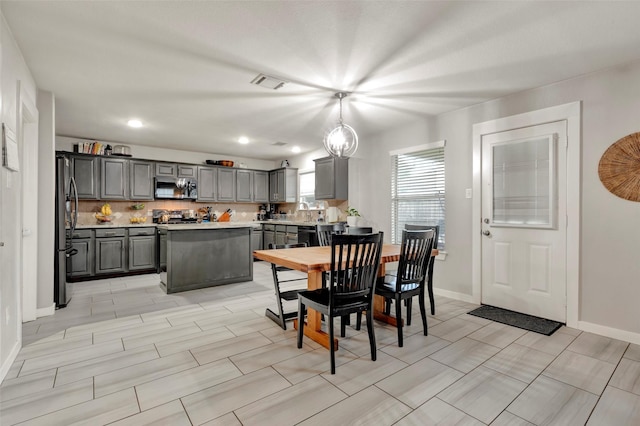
[482,230,491,236]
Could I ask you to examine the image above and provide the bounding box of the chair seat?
[378,274,421,293]
[298,288,370,315]
[280,289,301,301]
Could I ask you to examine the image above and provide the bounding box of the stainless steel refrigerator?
[54,154,78,307]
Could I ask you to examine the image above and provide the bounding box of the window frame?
[390,140,446,249]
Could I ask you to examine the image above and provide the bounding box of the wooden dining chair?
[346,226,373,234]
[297,232,384,374]
[375,229,435,347]
[265,242,308,330]
[316,224,334,247]
[405,224,439,315]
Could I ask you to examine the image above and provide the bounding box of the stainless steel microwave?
[154,176,198,200]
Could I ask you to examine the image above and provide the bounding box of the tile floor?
[1,262,639,425]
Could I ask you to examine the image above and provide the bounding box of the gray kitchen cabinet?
[275,224,287,246]
[314,156,348,200]
[68,229,94,278]
[269,168,298,203]
[177,165,196,178]
[128,227,157,271]
[236,169,253,202]
[155,162,177,177]
[197,166,217,201]
[158,228,167,272]
[253,171,269,202]
[263,224,275,249]
[100,157,129,200]
[251,227,263,254]
[285,225,298,244]
[72,155,100,199]
[129,160,154,200]
[95,228,127,274]
[217,168,236,202]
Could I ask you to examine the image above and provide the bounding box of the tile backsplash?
[78,199,348,226]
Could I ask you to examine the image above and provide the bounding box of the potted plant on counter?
[346,206,360,227]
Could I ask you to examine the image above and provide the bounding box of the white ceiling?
[3,1,640,160]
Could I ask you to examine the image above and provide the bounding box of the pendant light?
[324,92,358,158]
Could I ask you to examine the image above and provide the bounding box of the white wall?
[0,11,37,381]
[362,60,640,337]
[56,136,279,171]
[36,90,55,313]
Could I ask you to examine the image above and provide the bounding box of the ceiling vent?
[251,73,288,90]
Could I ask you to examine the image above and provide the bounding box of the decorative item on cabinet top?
[205,160,234,167]
[112,145,132,157]
[598,132,640,202]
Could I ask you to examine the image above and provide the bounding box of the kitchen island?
[157,223,255,293]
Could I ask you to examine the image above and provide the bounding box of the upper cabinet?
[253,171,269,203]
[235,169,269,203]
[100,157,129,200]
[155,162,177,177]
[155,162,196,178]
[129,160,155,200]
[71,155,100,199]
[197,166,217,202]
[64,151,296,204]
[269,168,298,203]
[177,165,196,178]
[235,169,253,202]
[314,156,348,200]
[217,168,236,202]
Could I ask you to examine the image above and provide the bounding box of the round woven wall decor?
[598,132,640,202]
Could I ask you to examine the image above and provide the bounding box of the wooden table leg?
[293,270,338,350]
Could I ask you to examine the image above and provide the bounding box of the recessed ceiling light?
[238,136,249,144]
[127,119,143,128]
[291,146,301,153]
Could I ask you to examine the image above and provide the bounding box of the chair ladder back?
[316,224,334,247]
[397,230,435,287]
[330,233,383,303]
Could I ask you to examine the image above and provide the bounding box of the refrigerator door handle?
[69,176,79,234]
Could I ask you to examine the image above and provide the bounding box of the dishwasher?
[297,225,318,247]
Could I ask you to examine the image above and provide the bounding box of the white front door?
[481,121,567,322]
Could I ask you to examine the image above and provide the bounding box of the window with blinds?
[299,171,318,208]
[391,142,446,248]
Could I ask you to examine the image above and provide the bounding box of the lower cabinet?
[69,230,94,278]
[275,225,287,246]
[263,224,275,249]
[69,227,158,280]
[129,228,157,271]
[251,227,263,255]
[95,228,127,274]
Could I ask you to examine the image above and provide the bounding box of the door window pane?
[492,135,556,228]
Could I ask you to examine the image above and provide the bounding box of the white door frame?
[18,81,39,322]
[472,102,581,328]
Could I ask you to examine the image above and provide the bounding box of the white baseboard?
[36,303,56,318]
[577,321,640,346]
[0,340,21,384]
[433,288,475,304]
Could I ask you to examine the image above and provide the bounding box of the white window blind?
[391,143,446,248]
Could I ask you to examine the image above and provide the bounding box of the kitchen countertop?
[74,220,328,230]
[157,223,256,231]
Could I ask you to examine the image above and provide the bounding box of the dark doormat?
[467,305,563,336]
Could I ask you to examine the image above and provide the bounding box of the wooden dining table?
[253,244,437,350]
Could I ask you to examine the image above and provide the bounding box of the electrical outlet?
[465,188,472,199]
[5,307,10,326]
